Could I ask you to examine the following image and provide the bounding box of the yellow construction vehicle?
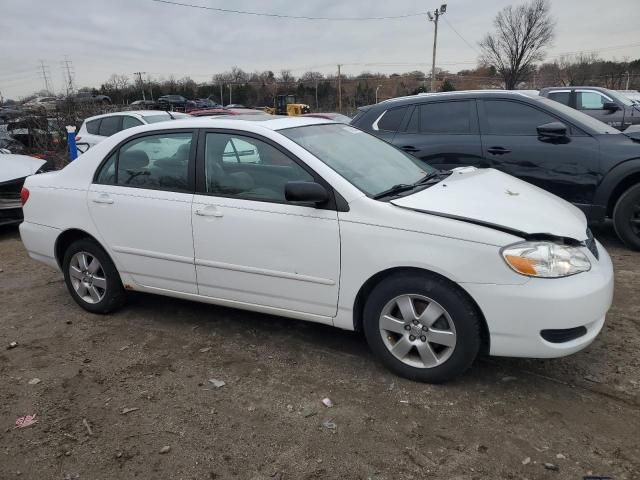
[263,94,310,116]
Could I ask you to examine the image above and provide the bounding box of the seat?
[118,150,149,186]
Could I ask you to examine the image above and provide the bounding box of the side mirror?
[537,122,568,138]
[285,181,329,204]
[603,101,620,112]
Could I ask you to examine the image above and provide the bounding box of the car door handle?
[194,206,223,218]
[401,145,420,153]
[487,147,511,155]
[92,194,114,204]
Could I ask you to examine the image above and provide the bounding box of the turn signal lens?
[502,241,591,278]
[20,187,30,206]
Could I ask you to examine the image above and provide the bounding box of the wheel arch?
[594,158,640,217]
[352,266,490,354]
[54,228,108,269]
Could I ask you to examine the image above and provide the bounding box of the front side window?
[419,101,472,134]
[204,133,313,202]
[98,116,121,136]
[484,100,557,135]
[375,106,407,132]
[577,91,608,110]
[95,132,192,191]
[281,124,433,197]
[547,91,570,106]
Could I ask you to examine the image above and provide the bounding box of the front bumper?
[461,240,614,358]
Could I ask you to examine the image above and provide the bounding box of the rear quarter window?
[376,107,408,132]
[86,119,101,135]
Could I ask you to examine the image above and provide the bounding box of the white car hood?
[390,167,588,241]
[0,154,46,183]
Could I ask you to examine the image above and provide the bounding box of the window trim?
[92,128,198,194]
[195,128,345,211]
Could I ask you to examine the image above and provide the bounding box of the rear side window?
[484,100,557,135]
[98,116,121,136]
[418,101,472,134]
[122,116,144,130]
[547,91,570,106]
[86,119,101,135]
[376,107,407,132]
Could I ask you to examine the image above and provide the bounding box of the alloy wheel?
[68,251,107,304]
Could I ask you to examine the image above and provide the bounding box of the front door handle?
[487,146,511,155]
[92,194,114,204]
[401,145,420,153]
[194,206,223,218]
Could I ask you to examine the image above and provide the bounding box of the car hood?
[0,154,47,183]
[390,167,588,241]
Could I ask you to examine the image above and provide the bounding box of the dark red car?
[190,108,267,117]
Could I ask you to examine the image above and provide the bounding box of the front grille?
[541,326,588,343]
[585,228,599,260]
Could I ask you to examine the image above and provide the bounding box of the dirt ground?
[1,224,638,480]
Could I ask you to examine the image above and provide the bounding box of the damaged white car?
[0,154,46,226]
[19,117,614,382]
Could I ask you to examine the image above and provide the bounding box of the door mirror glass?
[603,101,620,111]
[537,122,567,138]
[285,181,329,204]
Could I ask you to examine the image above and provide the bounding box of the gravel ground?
[0,224,638,480]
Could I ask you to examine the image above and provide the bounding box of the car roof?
[122,115,333,132]
[82,110,174,122]
[376,90,541,106]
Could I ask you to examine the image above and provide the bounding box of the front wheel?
[62,239,126,314]
[363,273,481,383]
[613,183,640,250]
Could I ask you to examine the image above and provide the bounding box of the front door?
[192,130,340,318]
[88,130,197,293]
[575,89,624,129]
[477,99,601,209]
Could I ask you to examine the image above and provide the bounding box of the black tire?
[613,183,640,251]
[363,272,481,383]
[62,238,126,314]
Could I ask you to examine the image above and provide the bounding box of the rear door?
[391,99,483,170]
[477,98,601,208]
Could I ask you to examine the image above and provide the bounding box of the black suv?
[352,91,640,249]
[540,86,640,131]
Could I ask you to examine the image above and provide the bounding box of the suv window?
[86,119,101,135]
[577,91,608,110]
[204,133,314,202]
[98,116,121,136]
[122,116,144,130]
[484,100,557,135]
[376,107,407,132]
[547,91,571,106]
[96,132,192,191]
[418,101,472,134]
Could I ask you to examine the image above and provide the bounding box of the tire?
[613,183,640,251]
[363,272,481,383]
[62,239,126,314]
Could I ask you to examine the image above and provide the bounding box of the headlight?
[501,241,591,278]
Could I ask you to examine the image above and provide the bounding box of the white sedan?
[19,117,614,382]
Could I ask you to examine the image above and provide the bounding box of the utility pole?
[134,72,147,100]
[375,84,382,103]
[315,78,319,110]
[62,56,75,95]
[337,64,342,112]
[40,61,52,94]
[427,4,447,92]
[228,84,232,105]
[626,71,630,90]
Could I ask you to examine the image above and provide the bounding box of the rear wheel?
[62,239,126,314]
[613,183,640,250]
[363,272,481,383]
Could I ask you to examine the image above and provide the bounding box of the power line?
[147,0,429,20]
[442,17,480,55]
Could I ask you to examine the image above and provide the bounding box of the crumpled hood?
[390,167,588,241]
[0,154,46,183]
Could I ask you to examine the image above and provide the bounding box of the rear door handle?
[92,194,114,204]
[401,145,420,153]
[487,147,511,155]
[194,206,223,218]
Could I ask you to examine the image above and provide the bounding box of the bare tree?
[479,0,555,89]
[278,70,295,90]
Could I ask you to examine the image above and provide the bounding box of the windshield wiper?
[413,170,450,185]
[373,184,417,200]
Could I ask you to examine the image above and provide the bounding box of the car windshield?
[280,124,434,197]
[606,89,635,107]
[534,96,621,134]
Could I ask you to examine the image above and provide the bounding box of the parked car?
[65,92,112,105]
[157,95,194,111]
[19,116,613,382]
[130,99,159,108]
[191,98,220,109]
[352,90,640,249]
[540,86,640,131]
[0,154,47,226]
[23,96,58,112]
[301,112,352,123]
[189,108,268,117]
[617,90,640,105]
[76,110,190,150]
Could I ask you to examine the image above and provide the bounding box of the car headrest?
[176,143,191,161]
[120,150,149,170]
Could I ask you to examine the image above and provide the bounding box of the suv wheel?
[613,184,640,250]
[62,239,126,314]
[363,272,481,383]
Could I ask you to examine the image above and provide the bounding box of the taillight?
[75,136,82,141]
[20,187,30,206]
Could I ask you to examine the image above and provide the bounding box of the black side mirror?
[537,122,568,138]
[603,101,620,111]
[285,181,329,204]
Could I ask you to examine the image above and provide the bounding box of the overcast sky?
[1,0,638,99]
